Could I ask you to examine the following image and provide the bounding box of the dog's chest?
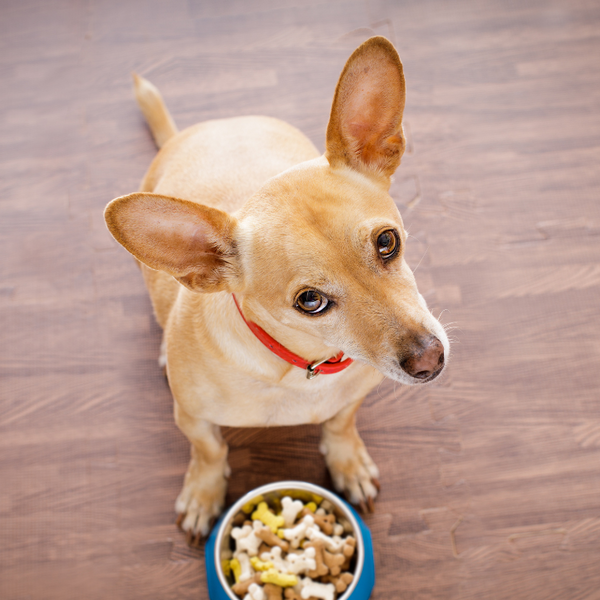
[186,363,383,428]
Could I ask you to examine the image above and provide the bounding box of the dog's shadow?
[223,425,331,505]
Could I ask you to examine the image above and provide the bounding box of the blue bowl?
[205,481,375,600]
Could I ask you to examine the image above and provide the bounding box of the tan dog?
[105,37,449,543]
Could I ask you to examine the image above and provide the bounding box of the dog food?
[225,496,355,600]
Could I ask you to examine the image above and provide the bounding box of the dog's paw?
[175,458,230,546]
[320,433,380,513]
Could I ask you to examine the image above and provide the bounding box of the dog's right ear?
[104,193,240,293]
[326,36,406,181]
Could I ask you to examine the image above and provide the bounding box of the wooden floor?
[2,0,600,598]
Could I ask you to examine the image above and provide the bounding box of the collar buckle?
[306,356,333,380]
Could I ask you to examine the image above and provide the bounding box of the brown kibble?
[323,547,345,576]
[338,518,353,534]
[283,590,319,600]
[263,583,283,600]
[231,512,247,527]
[300,508,335,535]
[258,542,271,556]
[305,539,329,578]
[256,527,290,552]
[342,536,356,558]
[322,572,354,593]
[231,573,262,597]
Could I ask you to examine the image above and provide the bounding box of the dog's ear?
[104,193,240,293]
[326,36,406,180]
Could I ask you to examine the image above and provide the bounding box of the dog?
[104,36,449,544]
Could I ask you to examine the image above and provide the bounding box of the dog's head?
[105,37,449,385]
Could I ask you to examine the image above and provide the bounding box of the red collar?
[232,294,353,379]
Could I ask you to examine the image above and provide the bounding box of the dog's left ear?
[326,36,406,180]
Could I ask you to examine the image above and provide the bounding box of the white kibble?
[305,525,344,553]
[281,496,305,527]
[333,523,344,537]
[237,552,255,582]
[232,523,263,557]
[286,547,317,575]
[244,583,265,600]
[260,545,289,573]
[300,578,336,600]
[283,515,314,548]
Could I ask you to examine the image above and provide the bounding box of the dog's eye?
[377,229,399,259]
[295,290,329,314]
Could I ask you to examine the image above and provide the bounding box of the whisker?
[412,245,429,273]
[437,308,452,321]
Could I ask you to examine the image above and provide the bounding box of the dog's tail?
[132,73,178,149]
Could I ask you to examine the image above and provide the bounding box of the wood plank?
[1,0,600,598]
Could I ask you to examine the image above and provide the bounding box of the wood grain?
[1,0,600,598]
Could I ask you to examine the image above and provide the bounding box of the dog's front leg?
[174,406,230,543]
[320,400,380,512]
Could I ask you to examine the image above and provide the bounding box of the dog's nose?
[400,335,445,380]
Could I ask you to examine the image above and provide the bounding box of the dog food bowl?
[205,481,375,600]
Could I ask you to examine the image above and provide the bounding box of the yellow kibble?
[230,558,242,583]
[252,501,285,533]
[304,502,317,513]
[279,491,323,505]
[277,529,285,539]
[250,557,274,572]
[222,559,231,577]
[260,568,298,587]
[242,495,264,514]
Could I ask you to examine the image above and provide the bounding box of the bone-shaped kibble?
[283,586,306,600]
[232,573,263,597]
[263,583,284,600]
[237,552,256,582]
[260,568,298,588]
[232,523,263,557]
[250,556,274,572]
[259,546,289,574]
[299,578,335,600]
[252,502,285,533]
[304,525,344,553]
[322,548,345,576]
[281,496,304,527]
[242,495,264,515]
[255,521,290,552]
[342,536,356,558]
[321,572,354,594]
[304,540,328,578]
[230,557,242,583]
[285,547,317,575]
[243,583,265,600]
[300,508,335,536]
[282,515,314,549]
